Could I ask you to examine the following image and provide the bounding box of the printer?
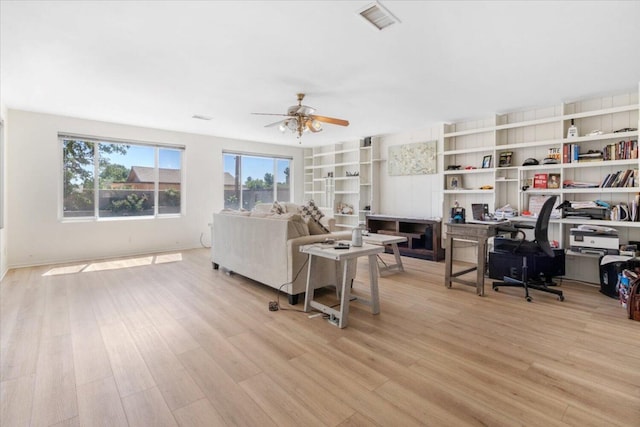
[570,225,619,255]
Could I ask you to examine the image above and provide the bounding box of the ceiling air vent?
[358,2,400,31]
[192,114,213,121]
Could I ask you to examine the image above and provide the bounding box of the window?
[61,135,183,219]
[223,152,291,210]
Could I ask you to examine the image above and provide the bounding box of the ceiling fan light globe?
[310,119,322,131]
[287,119,298,132]
[278,122,287,132]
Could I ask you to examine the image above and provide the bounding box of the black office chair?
[491,195,565,302]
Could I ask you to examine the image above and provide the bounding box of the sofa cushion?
[220,208,251,216]
[301,200,329,233]
[283,202,301,214]
[253,203,272,214]
[305,217,329,235]
[271,201,286,214]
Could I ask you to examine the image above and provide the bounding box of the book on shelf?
[564,181,599,188]
[599,169,639,188]
[578,150,603,162]
[533,173,547,189]
[564,144,580,163]
[603,139,639,161]
[547,173,560,189]
[547,147,561,162]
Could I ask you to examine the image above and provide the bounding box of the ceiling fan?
[252,93,349,141]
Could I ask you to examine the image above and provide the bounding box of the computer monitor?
[471,203,489,220]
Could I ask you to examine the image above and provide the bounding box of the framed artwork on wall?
[388,140,437,176]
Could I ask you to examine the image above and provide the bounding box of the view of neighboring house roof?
[127,166,181,183]
[224,172,237,187]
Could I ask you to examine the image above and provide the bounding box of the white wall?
[376,124,444,219]
[0,104,7,279]
[6,109,303,268]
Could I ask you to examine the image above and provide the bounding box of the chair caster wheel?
[526,296,532,302]
[558,295,565,302]
[493,287,499,292]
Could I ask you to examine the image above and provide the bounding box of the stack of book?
[599,169,638,188]
[577,150,604,163]
[603,139,638,161]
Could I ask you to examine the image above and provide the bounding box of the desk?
[362,233,408,274]
[301,242,384,328]
[444,222,503,296]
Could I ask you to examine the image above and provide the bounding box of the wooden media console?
[365,215,444,261]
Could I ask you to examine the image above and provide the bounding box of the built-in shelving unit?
[442,88,639,283]
[303,139,379,229]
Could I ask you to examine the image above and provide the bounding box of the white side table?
[300,242,384,328]
[362,233,408,274]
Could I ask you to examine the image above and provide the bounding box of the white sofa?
[211,203,352,304]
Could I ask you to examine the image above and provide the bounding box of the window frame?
[222,151,293,210]
[59,133,185,221]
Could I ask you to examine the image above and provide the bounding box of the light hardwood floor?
[1,248,639,426]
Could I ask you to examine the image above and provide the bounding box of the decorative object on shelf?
[464,166,477,170]
[498,151,513,167]
[388,140,437,176]
[446,175,462,190]
[345,171,359,176]
[446,165,461,170]
[533,173,548,189]
[252,93,349,142]
[522,157,539,166]
[337,202,354,215]
[363,136,372,147]
[482,155,492,168]
[586,130,603,136]
[567,119,579,138]
[547,173,561,189]
[327,172,333,178]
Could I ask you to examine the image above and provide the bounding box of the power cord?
[268,257,309,312]
[200,232,211,249]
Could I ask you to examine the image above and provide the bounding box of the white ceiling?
[2,1,639,147]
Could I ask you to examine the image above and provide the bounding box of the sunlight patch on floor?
[83,256,154,272]
[155,253,183,264]
[42,264,88,276]
[41,253,183,276]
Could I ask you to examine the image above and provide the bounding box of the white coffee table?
[362,233,407,274]
[300,242,384,328]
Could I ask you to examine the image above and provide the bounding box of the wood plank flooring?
[1,248,638,426]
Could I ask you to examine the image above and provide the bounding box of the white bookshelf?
[442,88,639,283]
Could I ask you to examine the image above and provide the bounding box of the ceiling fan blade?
[251,112,290,117]
[310,115,349,127]
[289,105,315,116]
[264,119,286,128]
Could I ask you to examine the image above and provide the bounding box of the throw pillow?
[305,217,329,235]
[301,200,330,233]
[271,200,285,214]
